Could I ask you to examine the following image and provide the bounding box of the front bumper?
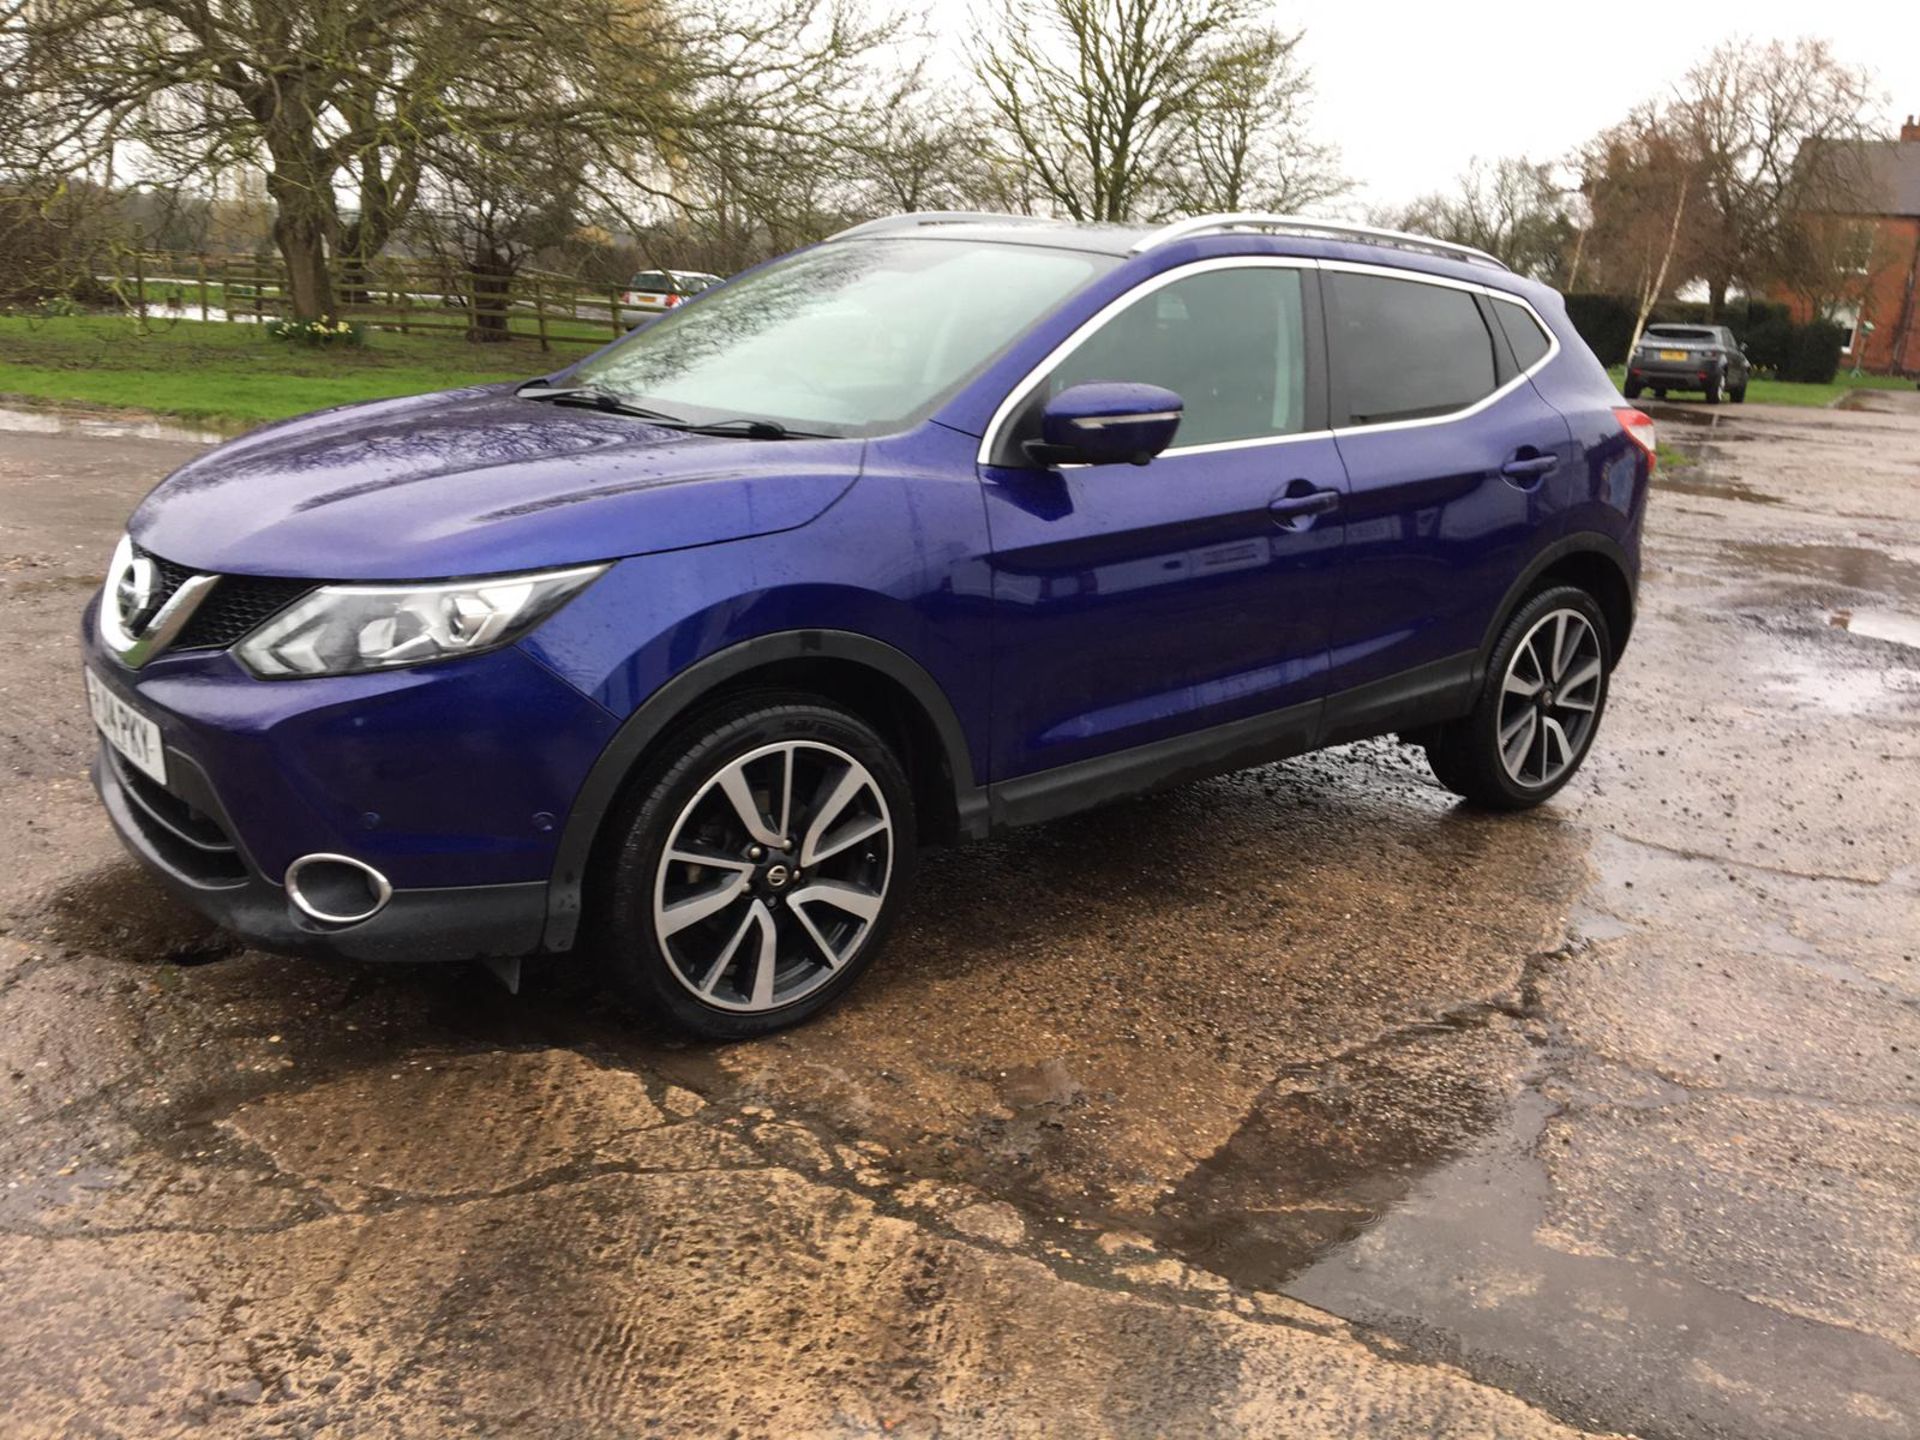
[94,745,547,962]
[81,598,619,962]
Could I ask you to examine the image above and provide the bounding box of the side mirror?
[1025,383,1183,468]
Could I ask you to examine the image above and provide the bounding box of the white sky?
[917,2,1920,210]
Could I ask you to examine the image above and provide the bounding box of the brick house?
[1779,116,1920,375]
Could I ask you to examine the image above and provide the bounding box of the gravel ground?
[1,391,1916,1438]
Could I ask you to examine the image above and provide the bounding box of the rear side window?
[1493,298,1552,372]
[629,271,673,291]
[1046,266,1310,448]
[1328,273,1498,426]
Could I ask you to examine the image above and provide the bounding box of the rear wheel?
[1731,376,1748,403]
[598,695,915,1038]
[1423,586,1612,810]
[1704,374,1723,404]
[1622,379,1643,400]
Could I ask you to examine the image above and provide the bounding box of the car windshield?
[578,239,1114,435]
[629,271,676,292]
[1646,327,1717,342]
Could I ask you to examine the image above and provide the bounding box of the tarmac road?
[1,389,1916,1438]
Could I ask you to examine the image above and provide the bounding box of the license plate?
[1659,349,1687,361]
[86,669,166,786]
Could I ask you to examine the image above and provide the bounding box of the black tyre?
[1703,374,1722,404]
[1652,388,1667,400]
[1622,379,1643,400]
[597,694,915,1039]
[1730,377,1748,403]
[1423,586,1612,811]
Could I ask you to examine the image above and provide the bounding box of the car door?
[1319,266,1577,734]
[980,259,1348,789]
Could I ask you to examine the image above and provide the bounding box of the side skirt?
[983,651,1476,832]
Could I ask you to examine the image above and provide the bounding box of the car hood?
[129,385,864,579]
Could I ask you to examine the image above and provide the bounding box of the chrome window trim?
[1317,261,1562,438]
[976,255,1318,467]
[978,257,1562,467]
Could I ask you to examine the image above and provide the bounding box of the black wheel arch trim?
[542,629,984,952]
[1475,533,1637,679]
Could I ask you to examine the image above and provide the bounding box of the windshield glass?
[578,239,1114,435]
[629,271,675,292]
[1646,327,1717,342]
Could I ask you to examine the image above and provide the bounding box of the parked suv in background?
[620,268,722,316]
[84,212,1652,1037]
[1624,323,1749,403]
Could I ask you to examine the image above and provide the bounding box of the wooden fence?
[105,251,646,351]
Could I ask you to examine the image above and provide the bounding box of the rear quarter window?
[1493,298,1552,372]
[1328,272,1498,426]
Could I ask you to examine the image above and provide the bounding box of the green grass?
[0,314,572,427]
[1607,364,1912,409]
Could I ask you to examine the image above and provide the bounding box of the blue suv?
[83,213,1653,1036]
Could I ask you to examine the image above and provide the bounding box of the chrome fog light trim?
[284,853,394,925]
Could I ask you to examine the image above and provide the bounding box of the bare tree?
[1677,37,1876,314]
[1391,156,1573,281]
[1158,26,1345,216]
[1575,106,1707,355]
[973,0,1317,223]
[10,0,891,319]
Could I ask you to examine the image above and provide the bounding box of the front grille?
[132,542,315,651]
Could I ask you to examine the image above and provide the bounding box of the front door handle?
[1268,485,1340,530]
[1500,452,1559,482]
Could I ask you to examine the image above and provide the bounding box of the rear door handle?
[1500,454,1559,481]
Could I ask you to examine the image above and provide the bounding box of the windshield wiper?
[677,418,819,440]
[515,383,684,425]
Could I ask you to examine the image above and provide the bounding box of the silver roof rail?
[1135,213,1509,271]
[827,211,1056,242]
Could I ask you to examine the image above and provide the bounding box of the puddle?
[0,404,226,446]
[1829,607,1920,649]
[1655,474,1783,505]
[1723,541,1920,606]
[1768,654,1920,715]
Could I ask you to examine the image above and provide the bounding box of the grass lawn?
[0,314,584,427]
[1607,364,1912,409]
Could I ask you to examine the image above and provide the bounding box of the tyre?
[1622,379,1643,400]
[1422,586,1612,811]
[1703,374,1722,404]
[1731,377,1747,403]
[597,694,915,1038]
[1652,388,1667,400]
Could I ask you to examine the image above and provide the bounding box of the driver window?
[1046,267,1309,448]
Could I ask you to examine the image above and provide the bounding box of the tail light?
[664,293,681,308]
[1614,407,1656,472]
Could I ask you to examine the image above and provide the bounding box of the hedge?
[1561,292,1837,380]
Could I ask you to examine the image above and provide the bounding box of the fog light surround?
[285,853,393,925]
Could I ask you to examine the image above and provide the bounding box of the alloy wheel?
[1496,609,1604,788]
[651,740,893,1013]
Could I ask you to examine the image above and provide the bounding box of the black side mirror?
[1024,383,1183,468]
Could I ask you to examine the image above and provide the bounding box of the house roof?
[1852,139,1920,217]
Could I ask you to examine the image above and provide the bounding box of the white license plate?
[86,669,166,786]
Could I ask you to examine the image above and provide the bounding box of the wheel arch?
[542,630,984,952]
[1476,535,1637,678]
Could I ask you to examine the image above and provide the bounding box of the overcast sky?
[923,3,1920,211]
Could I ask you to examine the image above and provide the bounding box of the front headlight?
[234,564,606,679]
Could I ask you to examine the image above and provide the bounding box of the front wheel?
[1423,586,1612,810]
[598,696,915,1038]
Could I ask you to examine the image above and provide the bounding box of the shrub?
[1563,293,1638,367]
[265,316,366,348]
[1779,320,1844,384]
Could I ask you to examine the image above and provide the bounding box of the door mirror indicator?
[1025,383,1183,468]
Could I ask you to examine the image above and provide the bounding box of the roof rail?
[827,211,1055,242]
[1134,213,1509,271]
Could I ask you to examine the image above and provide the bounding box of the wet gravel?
[1,393,1917,1437]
